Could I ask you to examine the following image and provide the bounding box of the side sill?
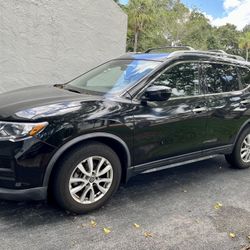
[141,155,217,174]
[131,144,233,175]
[0,187,47,201]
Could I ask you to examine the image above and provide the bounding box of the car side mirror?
[142,85,172,102]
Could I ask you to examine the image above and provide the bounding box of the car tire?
[52,142,122,214]
[225,127,250,169]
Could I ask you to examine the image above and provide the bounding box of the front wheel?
[225,127,250,169]
[53,142,122,214]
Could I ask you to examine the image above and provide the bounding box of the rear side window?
[203,63,240,93]
[152,62,200,97]
[238,67,250,89]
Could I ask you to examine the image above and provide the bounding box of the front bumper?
[0,136,56,191]
[0,186,47,201]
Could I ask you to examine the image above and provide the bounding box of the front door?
[132,61,209,166]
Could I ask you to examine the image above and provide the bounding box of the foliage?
[120,0,250,60]
[181,11,213,50]
[215,24,240,53]
[124,0,162,52]
[239,32,250,61]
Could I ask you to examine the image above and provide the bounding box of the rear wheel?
[225,127,250,169]
[53,142,121,214]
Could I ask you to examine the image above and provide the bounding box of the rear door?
[202,62,250,149]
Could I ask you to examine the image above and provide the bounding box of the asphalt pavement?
[0,156,250,250]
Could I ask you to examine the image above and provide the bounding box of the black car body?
[0,47,250,213]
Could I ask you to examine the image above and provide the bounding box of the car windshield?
[65,59,161,95]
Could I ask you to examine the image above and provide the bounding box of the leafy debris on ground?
[214,202,223,210]
[133,223,140,228]
[144,232,153,238]
[103,227,111,235]
[90,220,97,228]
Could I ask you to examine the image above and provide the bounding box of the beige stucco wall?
[0,0,127,93]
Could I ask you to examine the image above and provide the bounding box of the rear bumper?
[0,186,47,201]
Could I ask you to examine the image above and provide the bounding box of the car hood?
[0,85,102,121]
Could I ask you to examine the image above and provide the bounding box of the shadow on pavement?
[0,156,231,226]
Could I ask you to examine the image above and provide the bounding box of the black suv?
[0,46,250,213]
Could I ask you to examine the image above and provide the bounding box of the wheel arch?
[233,119,250,145]
[43,133,132,187]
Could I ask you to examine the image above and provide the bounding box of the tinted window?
[152,63,200,97]
[238,67,250,89]
[204,64,239,93]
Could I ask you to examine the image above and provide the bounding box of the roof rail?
[145,46,195,53]
[168,50,245,61]
[144,46,245,61]
[208,49,227,54]
[195,50,245,61]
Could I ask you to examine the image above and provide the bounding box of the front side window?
[238,67,250,89]
[66,60,161,95]
[152,62,200,97]
[203,63,240,93]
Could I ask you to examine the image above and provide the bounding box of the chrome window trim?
[132,59,250,102]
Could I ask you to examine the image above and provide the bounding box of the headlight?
[0,122,48,142]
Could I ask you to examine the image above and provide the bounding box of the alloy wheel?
[240,134,250,163]
[69,156,114,204]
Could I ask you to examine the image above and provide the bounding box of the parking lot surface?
[0,156,250,250]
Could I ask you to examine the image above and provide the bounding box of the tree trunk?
[246,48,249,61]
[134,30,139,52]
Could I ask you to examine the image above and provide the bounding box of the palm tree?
[239,32,250,61]
[126,0,154,52]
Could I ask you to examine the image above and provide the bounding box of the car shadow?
[0,156,234,227]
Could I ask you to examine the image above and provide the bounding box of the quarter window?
[203,64,240,93]
[152,63,200,97]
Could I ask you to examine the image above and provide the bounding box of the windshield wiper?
[65,88,81,94]
[54,84,81,93]
[53,83,65,89]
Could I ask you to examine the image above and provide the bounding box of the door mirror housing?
[143,85,172,102]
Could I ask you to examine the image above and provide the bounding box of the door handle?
[192,107,207,113]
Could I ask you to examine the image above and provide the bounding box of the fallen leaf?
[103,227,111,235]
[229,232,236,238]
[90,220,97,228]
[144,232,153,238]
[214,202,223,210]
[133,223,140,228]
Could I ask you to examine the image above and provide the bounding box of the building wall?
[0,0,127,93]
